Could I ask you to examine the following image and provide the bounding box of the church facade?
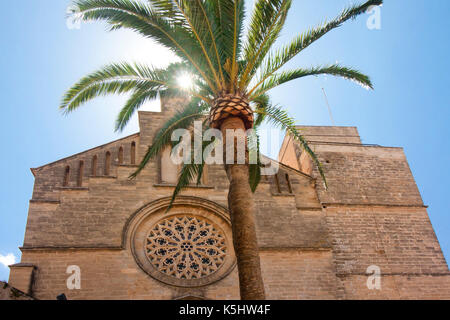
[8,98,450,300]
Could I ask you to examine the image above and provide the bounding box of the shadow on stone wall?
[0,281,35,300]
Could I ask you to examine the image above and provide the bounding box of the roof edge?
[32,132,140,172]
[261,154,314,180]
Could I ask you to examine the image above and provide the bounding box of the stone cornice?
[321,203,428,209]
[20,246,123,252]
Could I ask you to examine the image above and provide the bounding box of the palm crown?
[61,0,382,206]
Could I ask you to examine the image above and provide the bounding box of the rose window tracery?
[145,216,227,280]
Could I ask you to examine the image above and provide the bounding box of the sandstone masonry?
[7,99,450,300]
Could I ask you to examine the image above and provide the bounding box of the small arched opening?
[130,142,136,165]
[285,173,293,194]
[77,161,85,187]
[105,151,111,176]
[118,146,124,165]
[91,155,98,176]
[63,166,70,187]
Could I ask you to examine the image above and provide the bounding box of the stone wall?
[18,249,239,300]
[313,145,424,206]
[9,108,449,300]
[326,206,450,299]
[279,125,450,299]
[260,249,337,300]
[0,281,34,300]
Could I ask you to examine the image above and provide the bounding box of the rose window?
[145,216,227,279]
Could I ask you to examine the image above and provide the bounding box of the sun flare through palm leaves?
[177,72,194,90]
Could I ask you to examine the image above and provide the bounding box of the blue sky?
[0,0,449,281]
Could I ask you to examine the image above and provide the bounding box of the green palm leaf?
[240,0,292,88]
[211,0,245,87]
[115,88,159,132]
[166,121,210,211]
[251,64,373,98]
[250,0,382,95]
[204,0,236,75]
[60,62,167,114]
[248,129,262,192]
[129,98,207,179]
[166,162,204,212]
[252,93,271,127]
[149,1,223,89]
[73,0,218,92]
[254,104,327,189]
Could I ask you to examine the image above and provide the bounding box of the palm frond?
[248,129,262,192]
[147,0,180,21]
[150,1,228,85]
[254,104,327,188]
[61,61,211,119]
[249,162,261,193]
[60,62,167,113]
[130,98,207,179]
[73,0,218,92]
[115,89,159,132]
[209,0,244,89]
[166,121,211,212]
[250,0,382,95]
[251,64,373,98]
[149,1,223,90]
[204,0,234,77]
[166,162,204,213]
[230,0,245,90]
[251,93,270,127]
[193,0,226,85]
[174,1,223,89]
[239,0,292,89]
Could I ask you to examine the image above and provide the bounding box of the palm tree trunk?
[221,117,266,300]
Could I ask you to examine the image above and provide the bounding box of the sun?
[177,73,194,90]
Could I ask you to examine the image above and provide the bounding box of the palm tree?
[61,0,382,300]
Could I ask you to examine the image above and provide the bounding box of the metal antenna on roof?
[321,87,336,126]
